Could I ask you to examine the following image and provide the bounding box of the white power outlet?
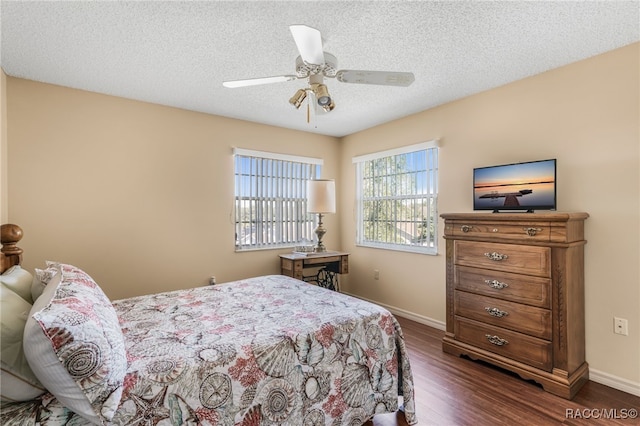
[373,269,380,280]
[209,276,217,285]
[614,317,628,336]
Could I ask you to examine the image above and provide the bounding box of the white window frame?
[233,148,321,251]
[353,140,439,255]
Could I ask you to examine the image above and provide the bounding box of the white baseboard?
[342,291,445,331]
[343,291,639,397]
[589,368,640,397]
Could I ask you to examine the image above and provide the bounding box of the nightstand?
[279,251,349,291]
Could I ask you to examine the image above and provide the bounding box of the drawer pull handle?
[485,307,509,318]
[485,279,509,289]
[460,225,473,233]
[484,252,508,261]
[524,227,542,237]
[485,334,509,346]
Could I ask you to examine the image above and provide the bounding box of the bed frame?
[0,223,23,273]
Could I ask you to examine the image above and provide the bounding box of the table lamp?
[307,179,336,252]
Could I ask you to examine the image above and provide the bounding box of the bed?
[0,224,417,425]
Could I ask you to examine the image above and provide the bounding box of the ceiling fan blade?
[290,25,325,66]
[336,70,415,87]
[223,75,298,88]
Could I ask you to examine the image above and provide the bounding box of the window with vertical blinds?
[233,148,321,251]
[353,140,439,255]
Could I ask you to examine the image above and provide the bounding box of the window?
[353,140,439,254]
[234,148,321,251]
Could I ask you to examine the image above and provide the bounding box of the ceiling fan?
[222,25,415,114]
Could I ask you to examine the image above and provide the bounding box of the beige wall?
[5,80,341,299]
[4,43,638,392]
[1,69,7,223]
[339,43,639,391]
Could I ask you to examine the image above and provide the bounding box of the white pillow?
[0,283,46,403]
[24,264,127,424]
[0,265,34,303]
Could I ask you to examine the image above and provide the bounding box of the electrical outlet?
[614,317,628,336]
[209,276,216,285]
[374,269,380,280]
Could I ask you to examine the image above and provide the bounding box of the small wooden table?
[279,251,349,291]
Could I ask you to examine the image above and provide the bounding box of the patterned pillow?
[23,264,127,424]
[31,261,60,301]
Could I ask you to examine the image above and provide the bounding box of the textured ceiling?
[1,1,638,137]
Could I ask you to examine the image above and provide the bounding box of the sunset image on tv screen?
[474,159,556,210]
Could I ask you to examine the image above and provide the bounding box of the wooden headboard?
[1,223,24,273]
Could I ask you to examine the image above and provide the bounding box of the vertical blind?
[233,148,322,250]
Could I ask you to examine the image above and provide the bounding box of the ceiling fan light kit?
[288,85,334,112]
[311,83,331,106]
[289,88,307,109]
[223,25,414,118]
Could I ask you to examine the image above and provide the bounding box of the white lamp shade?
[307,179,336,213]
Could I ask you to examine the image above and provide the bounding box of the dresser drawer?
[455,265,551,308]
[454,317,552,371]
[454,240,550,277]
[451,220,550,242]
[455,291,551,339]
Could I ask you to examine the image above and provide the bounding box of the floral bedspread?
[2,275,416,425]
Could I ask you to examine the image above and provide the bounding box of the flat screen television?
[473,159,556,212]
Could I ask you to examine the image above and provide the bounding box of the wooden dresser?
[441,212,589,399]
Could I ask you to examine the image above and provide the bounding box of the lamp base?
[314,213,327,252]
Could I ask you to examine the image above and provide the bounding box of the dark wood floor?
[367,316,640,426]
